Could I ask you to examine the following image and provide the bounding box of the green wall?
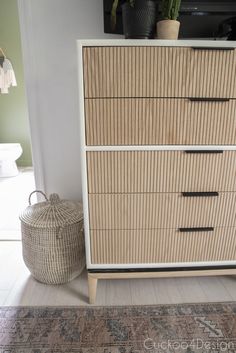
[0,0,32,166]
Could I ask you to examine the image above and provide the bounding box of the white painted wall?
[17,0,120,200]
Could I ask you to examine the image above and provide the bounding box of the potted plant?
[111,0,157,39]
[157,0,181,39]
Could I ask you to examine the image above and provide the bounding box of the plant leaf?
[161,0,181,20]
[111,0,119,31]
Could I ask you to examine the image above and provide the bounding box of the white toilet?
[0,143,23,177]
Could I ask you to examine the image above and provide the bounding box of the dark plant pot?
[122,0,157,39]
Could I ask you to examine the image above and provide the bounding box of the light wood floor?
[1,241,236,306]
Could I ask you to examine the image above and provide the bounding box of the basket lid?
[20,191,83,228]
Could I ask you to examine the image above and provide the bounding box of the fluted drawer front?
[87,151,236,193]
[83,46,236,98]
[90,228,236,264]
[89,193,236,230]
[85,98,236,146]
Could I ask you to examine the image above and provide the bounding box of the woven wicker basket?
[20,190,85,284]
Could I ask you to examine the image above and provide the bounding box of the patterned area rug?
[1,303,236,352]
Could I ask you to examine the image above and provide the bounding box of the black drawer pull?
[189,98,230,102]
[185,150,223,154]
[179,227,214,233]
[191,47,235,51]
[182,192,219,197]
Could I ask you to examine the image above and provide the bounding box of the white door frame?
[17,0,45,195]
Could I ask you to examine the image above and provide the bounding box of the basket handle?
[28,190,48,205]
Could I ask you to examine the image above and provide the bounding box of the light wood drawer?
[87,151,236,193]
[85,98,236,146]
[90,227,236,264]
[89,193,236,230]
[83,46,236,98]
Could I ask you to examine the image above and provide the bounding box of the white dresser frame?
[78,40,236,303]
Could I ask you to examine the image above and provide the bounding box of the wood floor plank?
[95,279,107,306]
[175,277,208,303]
[105,279,132,306]
[0,290,9,305]
[197,277,232,302]
[152,278,183,304]
[218,276,236,301]
[130,278,156,305]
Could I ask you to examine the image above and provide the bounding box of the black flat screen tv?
[103,0,236,39]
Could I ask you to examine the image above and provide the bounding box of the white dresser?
[78,40,236,303]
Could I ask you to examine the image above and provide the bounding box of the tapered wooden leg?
[88,273,98,304]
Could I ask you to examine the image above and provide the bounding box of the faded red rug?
[0,303,236,352]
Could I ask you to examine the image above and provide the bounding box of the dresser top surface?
[77,39,236,48]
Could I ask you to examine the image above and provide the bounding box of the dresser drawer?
[83,46,236,98]
[90,227,236,264]
[89,193,236,230]
[85,98,236,146]
[87,151,236,193]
